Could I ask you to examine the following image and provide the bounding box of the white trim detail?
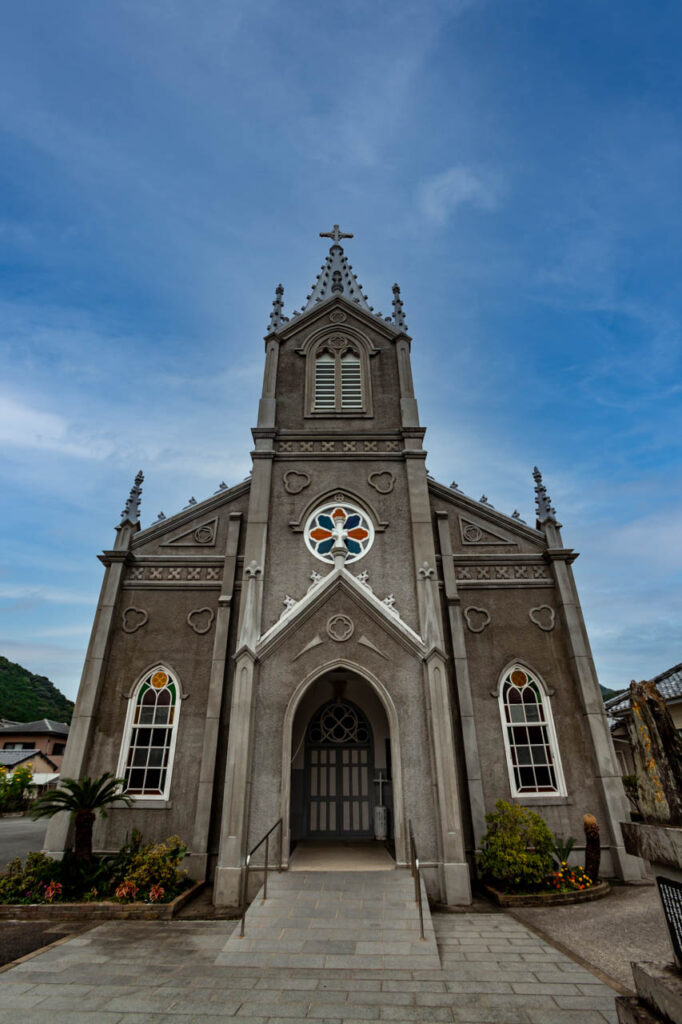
[116,663,182,802]
[497,663,566,799]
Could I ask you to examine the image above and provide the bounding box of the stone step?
[215,867,440,970]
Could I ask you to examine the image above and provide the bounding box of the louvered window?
[313,346,364,412]
[314,353,336,410]
[340,351,362,409]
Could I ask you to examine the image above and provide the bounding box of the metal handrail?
[239,817,283,938]
[408,818,426,941]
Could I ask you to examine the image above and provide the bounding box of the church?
[44,227,642,906]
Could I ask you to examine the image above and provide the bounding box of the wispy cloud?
[418,166,502,225]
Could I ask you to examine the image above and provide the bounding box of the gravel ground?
[511,882,671,991]
[0,817,47,869]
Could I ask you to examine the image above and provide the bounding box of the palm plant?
[32,773,133,862]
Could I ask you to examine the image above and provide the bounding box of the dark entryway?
[305,698,374,838]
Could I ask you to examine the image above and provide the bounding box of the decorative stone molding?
[459,516,515,547]
[292,635,324,661]
[368,470,395,494]
[417,562,436,580]
[161,518,218,547]
[122,607,149,634]
[358,635,388,659]
[244,561,263,579]
[529,605,556,632]
[283,471,311,495]
[125,566,222,583]
[278,439,401,455]
[455,564,551,584]
[329,310,347,323]
[326,614,354,642]
[187,607,215,635]
[464,606,491,633]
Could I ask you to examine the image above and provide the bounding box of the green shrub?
[0,852,56,903]
[120,835,188,897]
[552,833,575,865]
[478,801,554,892]
[0,832,191,904]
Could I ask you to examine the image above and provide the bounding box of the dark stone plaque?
[657,876,682,967]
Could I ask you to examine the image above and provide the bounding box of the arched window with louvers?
[310,335,370,415]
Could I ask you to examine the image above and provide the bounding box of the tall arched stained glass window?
[118,668,181,799]
[499,666,566,797]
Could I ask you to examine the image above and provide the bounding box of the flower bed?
[0,879,204,920]
[483,879,610,907]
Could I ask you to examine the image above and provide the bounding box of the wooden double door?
[305,699,373,839]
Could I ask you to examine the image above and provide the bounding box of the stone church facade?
[45,227,642,905]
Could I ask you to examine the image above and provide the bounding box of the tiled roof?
[0,748,58,770]
[0,718,70,736]
[605,661,682,721]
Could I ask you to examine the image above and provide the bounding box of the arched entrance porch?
[280,660,407,867]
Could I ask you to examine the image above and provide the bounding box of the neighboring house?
[0,719,70,770]
[605,662,682,776]
[0,748,60,790]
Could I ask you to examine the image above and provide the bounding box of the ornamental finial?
[120,470,144,526]
[319,224,353,245]
[533,466,558,527]
[267,283,288,332]
[392,283,408,331]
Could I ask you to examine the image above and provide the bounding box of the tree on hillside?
[0,656,74,723]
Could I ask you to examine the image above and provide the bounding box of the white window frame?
[116,664,182,802]
[497,663,566,799]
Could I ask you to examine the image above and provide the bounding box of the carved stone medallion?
[464,606,491,633]
[283,470,311,495]
[187,607,215,635]
[326,614,355,642]
[529,605,556,632]
[329,310,347,323]
[122,607,149,634]
[368,470,395,494]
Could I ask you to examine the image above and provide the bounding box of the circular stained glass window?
[304,502,374,564]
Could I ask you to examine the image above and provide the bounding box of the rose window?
[304,502,374,564]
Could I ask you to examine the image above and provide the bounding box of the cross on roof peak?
[319,224,353,244]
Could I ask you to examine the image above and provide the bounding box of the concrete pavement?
[0,816,47,869]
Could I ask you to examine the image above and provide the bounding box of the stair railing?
[408,818,426,941]
[239,817,283,938]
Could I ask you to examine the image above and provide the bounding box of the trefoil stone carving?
[529,605,556,632]
[368,471,395,494]
[122,607,149,634]
[464,607,491,633]
[283,471,311,495]
[187,608,215,635]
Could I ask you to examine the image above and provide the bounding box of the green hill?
[0,656,74,724]
[600,684,625,702]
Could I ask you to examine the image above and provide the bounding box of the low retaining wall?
[484,880,611,907]
[0,880,204,921]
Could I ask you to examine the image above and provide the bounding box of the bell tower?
[213,226,472,908]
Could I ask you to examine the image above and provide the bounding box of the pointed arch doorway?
[285,665,402,863]
[306,697,374,838]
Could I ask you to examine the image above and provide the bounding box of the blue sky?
[1,1,680,697]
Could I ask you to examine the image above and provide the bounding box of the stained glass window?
[120,669,180,798]
[499,667,565,796]
[304,502,374,564]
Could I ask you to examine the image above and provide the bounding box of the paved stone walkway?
[216,871,439,971]
[0,909,618,1023]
